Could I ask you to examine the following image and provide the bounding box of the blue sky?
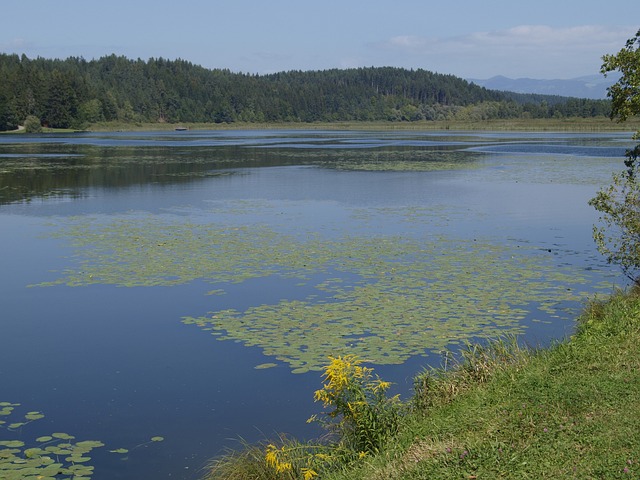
[1,0,638,79]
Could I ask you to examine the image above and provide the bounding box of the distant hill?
[0,54,611,130]
[468,74,619,100]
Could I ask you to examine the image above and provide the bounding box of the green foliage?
[0,53,610,130]
[589,167,640,283]
[204,357,400,480]
[0,401,165,478]
[602,29,640,123]
[205,290,640,480]
[23,115,42,133]
[0,402,104,479]
[590,29,640,284]
[77,98,104,125]
[39,213,597,374]
[42,69,78,129]
[0,93,18,131]
[206,436,325,480]
[319,290,640,480]
[412,336,530,412]
[311,355,401,455]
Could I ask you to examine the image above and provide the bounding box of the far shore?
[3,117,640,134]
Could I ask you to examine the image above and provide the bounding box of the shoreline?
[3,117,638,134]
[90,117,640,132]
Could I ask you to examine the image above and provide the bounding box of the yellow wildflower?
[276,461,292,473]
[373,379,391,393]
[265,444,278,468]
[264,444,292,473]
[302,467,319,479]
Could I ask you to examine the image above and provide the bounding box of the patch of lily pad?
[300,149,483,172]
[0,402,103,479]
[0,401,165,479]
[35,208,610,373]
[471,152,621,186]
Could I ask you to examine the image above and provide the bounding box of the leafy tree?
[589,29,640,284]
[24,115,42,133]
[77,99,104,125]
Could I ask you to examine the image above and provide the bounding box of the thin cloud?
[376,25,637,78]
[470,25,631,50]
[386,25,633,53]
[0,38,33,52]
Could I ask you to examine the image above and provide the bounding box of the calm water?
[0,129,633,479]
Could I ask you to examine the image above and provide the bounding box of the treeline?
[0,53,611,130]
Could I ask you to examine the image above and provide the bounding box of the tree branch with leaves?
[590,29,640,284]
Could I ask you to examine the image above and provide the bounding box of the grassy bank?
[206,288,640,479]
[327,288,640,479]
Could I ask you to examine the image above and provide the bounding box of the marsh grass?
[205,435,334,480]
[205,437,299,480]
[205,288,640,479]
[3,117,638,135]
[411,336,532,412]
[76,117,640,132]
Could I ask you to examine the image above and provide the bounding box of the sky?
[1,0,638,80]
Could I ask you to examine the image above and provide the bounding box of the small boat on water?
[175,127,188,131]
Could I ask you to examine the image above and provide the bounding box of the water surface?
[0,129,632,479]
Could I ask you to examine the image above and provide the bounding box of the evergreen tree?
[0,53,612,130]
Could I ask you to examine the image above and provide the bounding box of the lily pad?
[24,447,44,457]
[75,440,105,449]
[34,198,615,373]
[255,363,278,370]
[25,411,45,421]
[65,455,92,463]
[110,448,129,454]
[0,402,103,480]
[0,440,25,448]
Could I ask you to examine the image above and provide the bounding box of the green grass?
[323,288,640,480]
[204,288,640,479]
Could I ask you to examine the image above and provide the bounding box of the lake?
[0,129,633,479]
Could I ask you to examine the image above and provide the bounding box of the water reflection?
[3,130,632,205]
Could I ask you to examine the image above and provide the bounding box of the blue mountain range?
[468,74,620,99]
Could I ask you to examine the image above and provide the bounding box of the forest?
[0,53,611,131]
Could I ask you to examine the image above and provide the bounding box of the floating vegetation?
[0,402,103,479]
[255,363,278,370]
[313,149,482,172]
[108,436,165,459]
[471,153,621,186]
[110,448,129,454]
[0,401,166,478]
[35,209,606,373]
[182,238,589,373]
